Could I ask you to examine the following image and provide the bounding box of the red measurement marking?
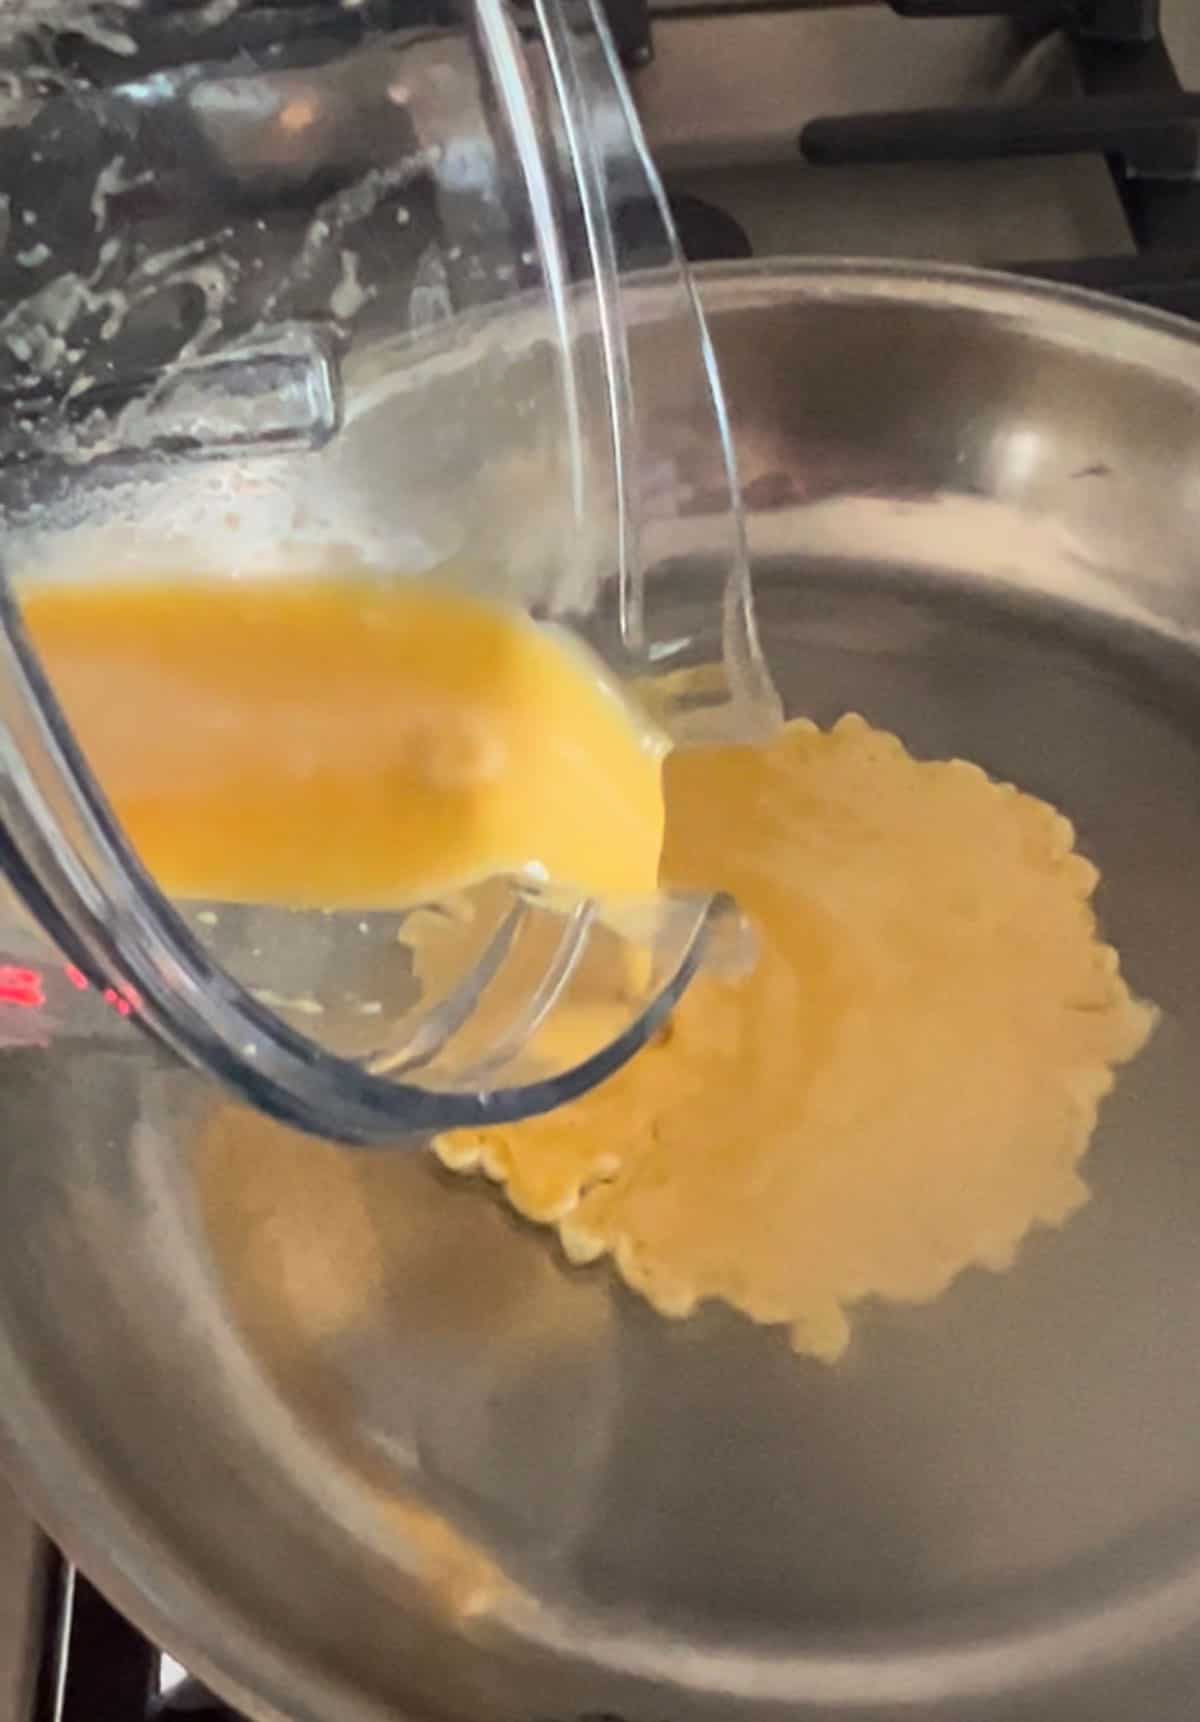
[1,964,141,1017]
[0,965,45,1009]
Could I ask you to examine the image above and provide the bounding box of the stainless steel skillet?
[4,260,1200,1722]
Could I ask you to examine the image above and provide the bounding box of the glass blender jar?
[0,0,778,1142]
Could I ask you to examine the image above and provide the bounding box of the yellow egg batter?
[20,574,665,906]
[27,567,1153,1363]
[437,713,1155,1359]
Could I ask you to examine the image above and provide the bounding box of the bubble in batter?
[436,714,1156,1360]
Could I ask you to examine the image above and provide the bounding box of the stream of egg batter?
[23,572,1155,1362]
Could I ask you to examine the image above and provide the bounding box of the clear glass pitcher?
[0,0,777,1141]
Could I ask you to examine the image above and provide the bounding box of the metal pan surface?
[3,262,1200,1722]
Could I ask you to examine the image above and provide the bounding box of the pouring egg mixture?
[24,574,1154,1361]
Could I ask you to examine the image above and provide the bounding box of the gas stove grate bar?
[798,0,1200,307]
[34,1565,180,1722]
[1015,249,1200,315]
[884,0,1156,31]
[800,90,1200,166]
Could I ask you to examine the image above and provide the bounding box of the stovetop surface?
[4,2,1200,1718]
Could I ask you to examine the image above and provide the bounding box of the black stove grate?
[797,0,1200,317]
[35,1560,224,1722]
